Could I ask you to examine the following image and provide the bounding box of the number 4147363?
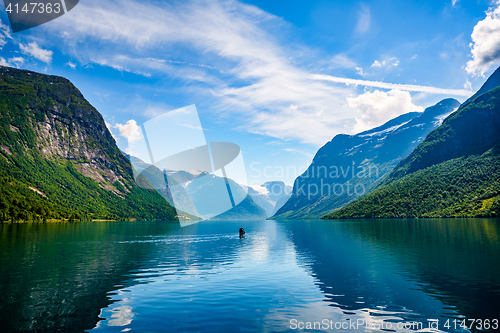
[444,319,498,330]
[6,2,62,14]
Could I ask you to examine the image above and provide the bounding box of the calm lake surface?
[0,219,499,333]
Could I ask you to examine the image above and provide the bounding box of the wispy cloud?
[51,0,357,145]
[282,148,313,157]
[312,74,472,96]
[47,0,469,146]
[266,140,286,146]
[330,54,358,69]
[117,94,180,118]
[0,57,10,67]
[0,20,12,49]
[0,56,26,68]
[177,123,204,131]
[19,42,53,63]
[356,4,371,34]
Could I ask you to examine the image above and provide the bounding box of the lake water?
[0,219,499,333]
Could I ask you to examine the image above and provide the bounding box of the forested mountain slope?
[325,67,500,219]
[0,66,177,222]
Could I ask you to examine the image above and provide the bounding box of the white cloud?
[312,74,472,96]
[51,0,357,145]
[356,4,371,34]
[19,42,53,63]
[0,20,12,49]
[9,57,24,64]
[48,0,470,146]
[452,0,459,7]
[66,61,76,69]
[347,89,424,133]
[356,67,366,76]
[371,57,399,68]
[8,57,25,67]
[0,56,26,68]
[115,120,143,144]
[0,57,10,67]
[466,1,500,75]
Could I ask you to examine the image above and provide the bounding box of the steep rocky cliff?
[0,66,177,222]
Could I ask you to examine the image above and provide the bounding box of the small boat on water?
[239,227,245,236]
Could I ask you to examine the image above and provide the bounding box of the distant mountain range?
[273,98,460,219]
[325,66,500,219]
[0,66,178,222]
[165,170,268,220]
[126,159,285,220]
[161,170,291,220]
[247,181,292,217]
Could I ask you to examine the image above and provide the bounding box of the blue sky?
[1,0,500,186]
